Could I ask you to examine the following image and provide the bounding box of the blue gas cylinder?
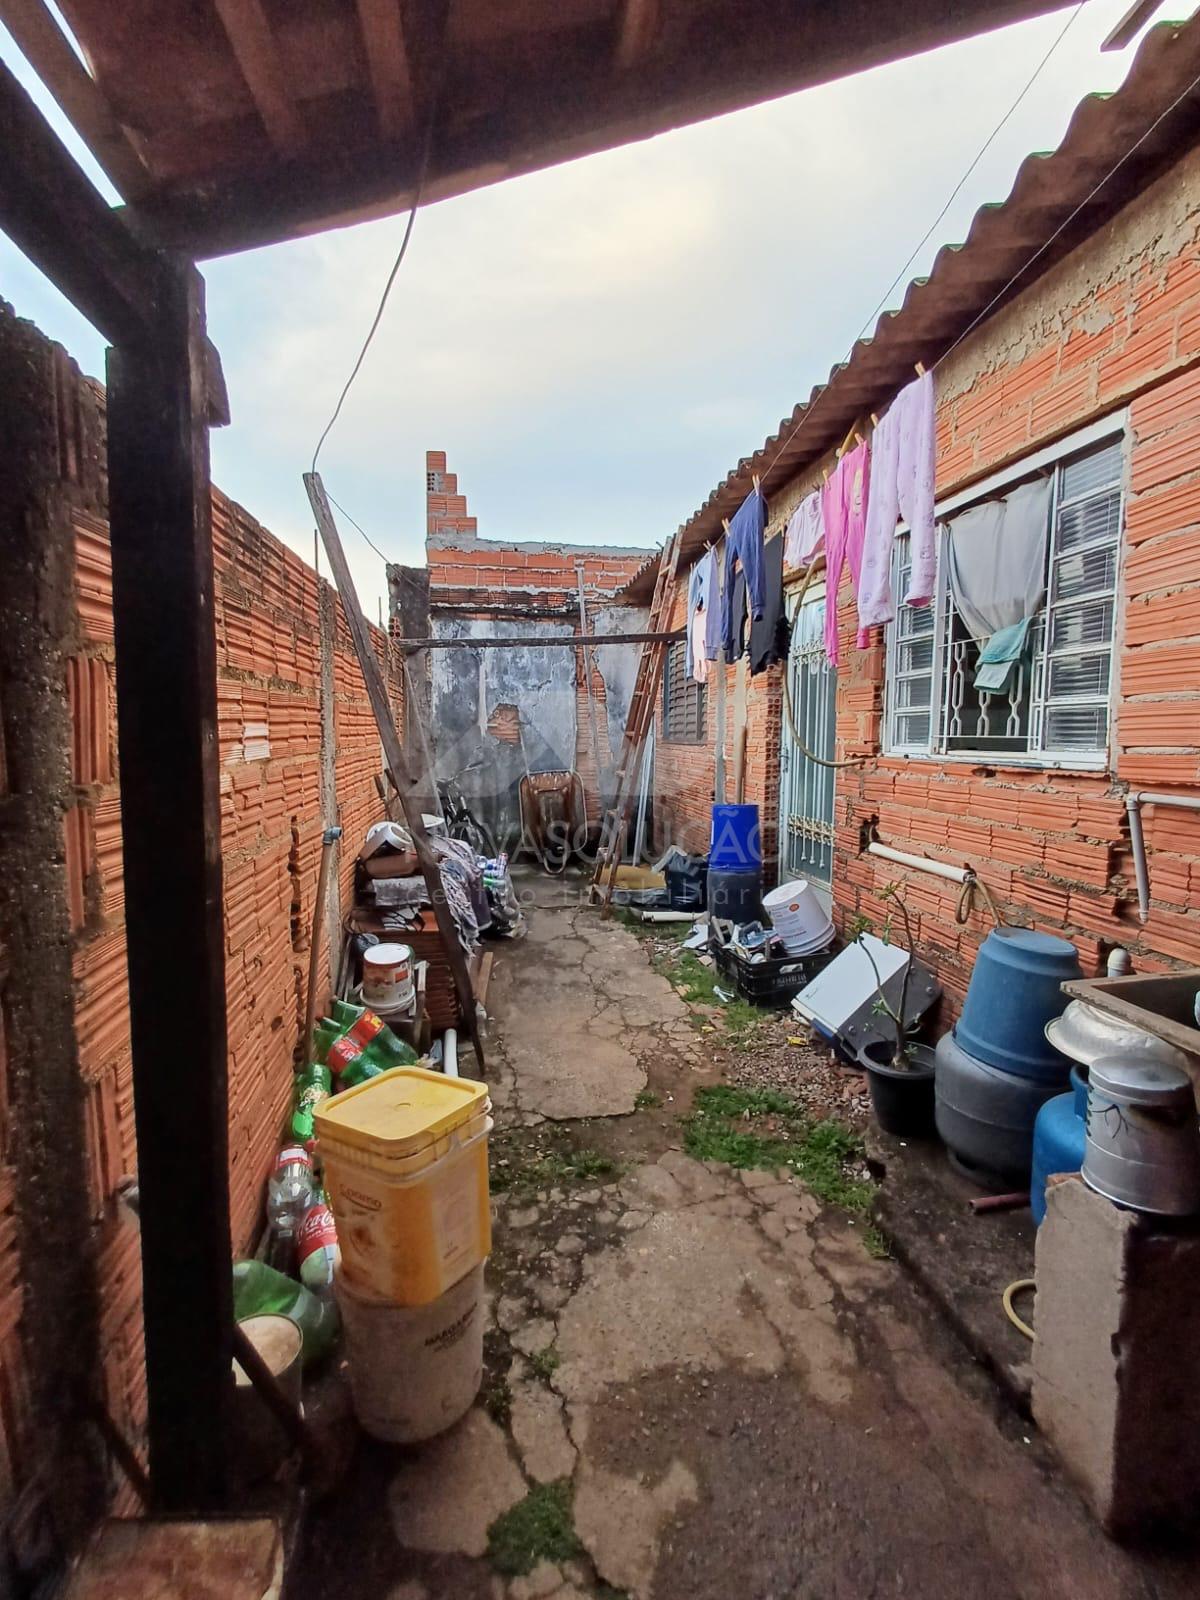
[1031,1066,1088,1225]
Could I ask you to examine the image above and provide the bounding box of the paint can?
[232,1314,303,1483]
[362,942,414,1010]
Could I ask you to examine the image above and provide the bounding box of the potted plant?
[849,884,936,1138]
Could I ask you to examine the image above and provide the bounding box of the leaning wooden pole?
[304,472,484,1067]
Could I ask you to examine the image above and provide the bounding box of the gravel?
[723,1011,872,1131]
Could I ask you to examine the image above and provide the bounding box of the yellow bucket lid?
[314,1066,488,1157]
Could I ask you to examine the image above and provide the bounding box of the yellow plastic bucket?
[314,1066,492,1305]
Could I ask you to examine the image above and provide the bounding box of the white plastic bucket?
[335,1262,485,1442]
[763,879,834,954]
[363,942,415,1009]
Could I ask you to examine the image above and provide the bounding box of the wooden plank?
[398,629,684,651]
[304,471,484,1066]
[0,59,161,346]
[213,0,304,157]
[0,0,151,198]
[615,0,658,70]
[106,261,233,1510]
[355,0,413,139]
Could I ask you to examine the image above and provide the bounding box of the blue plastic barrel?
[1031,1067,1088,1225]
[709,804,762,871]
[955,929,1081,1081]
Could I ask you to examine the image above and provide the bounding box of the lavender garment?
[859,370,937,630]
[820,440,870,668]
[701,546,723,662]
[721,489,766,657]
[784,489,825,571]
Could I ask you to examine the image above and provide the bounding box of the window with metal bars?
[884,428,1124,768]
[662,638,707,743]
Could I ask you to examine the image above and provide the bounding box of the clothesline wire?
[856,1,1087,348]
[325,489,391,564]
[752,13,1178,501]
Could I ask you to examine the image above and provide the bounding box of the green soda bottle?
[290,1062,332,1143]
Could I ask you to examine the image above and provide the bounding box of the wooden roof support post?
[107,260,234,1512]
[304,471,485,1067]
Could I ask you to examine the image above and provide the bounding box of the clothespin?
[870,412,880,428]
[914,361,926,377]
[722,517,730,533]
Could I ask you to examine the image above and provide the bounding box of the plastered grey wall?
[592,605,649,764]
[429,615,578,846]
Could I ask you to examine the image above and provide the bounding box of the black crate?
[711,938,839,1008]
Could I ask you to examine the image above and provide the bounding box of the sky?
[1,2,1192,617]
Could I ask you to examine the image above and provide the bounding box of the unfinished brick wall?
[0,301,401,1558]
[420,451,647,831]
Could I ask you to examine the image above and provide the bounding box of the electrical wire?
[855,2,1087,348]
[310,104,440,474]
[756,12,1176,488]
[325,489,391,563]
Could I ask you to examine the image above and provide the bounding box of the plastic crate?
[711,938,839,1008]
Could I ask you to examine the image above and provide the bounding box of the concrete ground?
[300,881,1198,1600]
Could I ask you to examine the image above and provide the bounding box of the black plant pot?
[860,1040,937,1139]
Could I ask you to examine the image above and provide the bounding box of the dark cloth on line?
[750,533,790,675]
[721,489,766,656]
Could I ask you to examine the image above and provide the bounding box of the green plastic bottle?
[232,1259,339,1367]
[290,1062,332,1144]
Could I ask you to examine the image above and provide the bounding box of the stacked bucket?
[314,1066,492,1442]
[707,804,763,922]
[934,929,1080,1186]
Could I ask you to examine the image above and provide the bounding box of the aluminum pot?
[1083,1053,1200,1216]
[1045,1000,1190,1073]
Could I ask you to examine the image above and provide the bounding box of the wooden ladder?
[591,524,687,914]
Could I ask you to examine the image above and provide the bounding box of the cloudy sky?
[0,2,1189,615]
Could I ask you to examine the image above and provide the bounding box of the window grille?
[884,432,1123,766]
[662,638,707,743]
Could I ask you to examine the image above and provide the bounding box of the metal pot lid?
[1088,1053,1196,1108]
[1044,1001,1190,1072]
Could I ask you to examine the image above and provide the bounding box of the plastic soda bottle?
[297,1202,340,1297]
[290,1063,332,1145]
[232,1260,338,1367]
[267,1145,314,1273]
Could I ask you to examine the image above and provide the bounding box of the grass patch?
[529,1344,561,1382]
[486,1480,581,1576]
[492,1146,620,1195]
[862,1224,891,1260]
[683,1085,874,1215]
[483,1376,512,1427]
[653,948,761,1041]
[634,1089,662,1110]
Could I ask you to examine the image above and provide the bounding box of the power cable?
[325,488,390,563]
[310,104,440,474]
[756,7,1150,486]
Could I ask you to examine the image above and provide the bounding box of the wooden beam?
[106,261,234,1511]
[355,0,413,140]
[398,629,685,650]
[0,0,151,198]
[0,59,161,346]
[304,471,486,1067]
[615,0,658,70]
[212,0,304,157]
[131,0,1073,256]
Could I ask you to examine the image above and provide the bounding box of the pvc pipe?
[867,841,971,885]
[1125,791,1200,925]
[442,1028,459,1078]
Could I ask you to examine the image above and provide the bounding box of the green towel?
[974,617,1032,693]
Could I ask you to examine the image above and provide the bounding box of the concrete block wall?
[0,301,402,1549]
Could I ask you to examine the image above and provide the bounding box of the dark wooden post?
[106,261,233,1510]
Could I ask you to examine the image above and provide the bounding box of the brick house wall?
[656,141,1200,1003]
[0,301,402,1562]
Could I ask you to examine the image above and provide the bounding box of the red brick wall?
[0,307,402,1532]
[826,151,1200,1008]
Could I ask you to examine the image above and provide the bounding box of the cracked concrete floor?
[300,884,1197,1600]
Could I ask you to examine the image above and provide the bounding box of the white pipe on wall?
[1125,791,1200,925]
[866,841,971,885]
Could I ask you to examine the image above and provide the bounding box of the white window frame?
[883,412,1128,771]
